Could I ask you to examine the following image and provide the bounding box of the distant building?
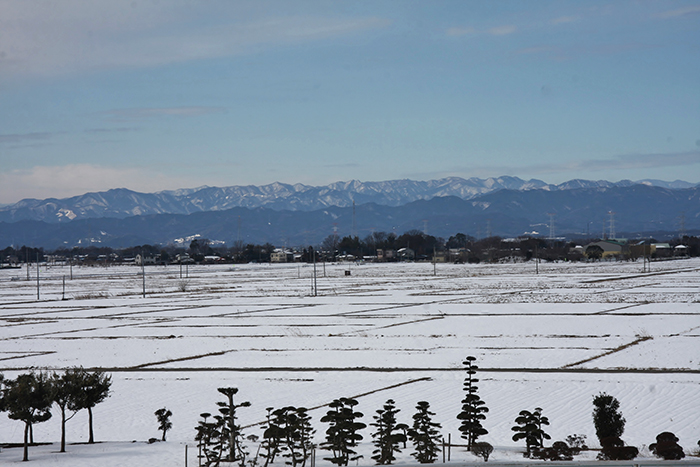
[271,249,294,263]
[584,240,627,259]
[651,243,672,258]
[135,254,157,266]
[674,244,688,256]
[377,249,396,261]
[176,254,194,264]
[203,255,224,263]
[397,247,415,261]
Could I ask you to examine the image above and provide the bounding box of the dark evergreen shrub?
[532,441,574,461]
[649,432,685,460]
[592,393,625,443]
[597,436,638,461]
[472,442,493,462]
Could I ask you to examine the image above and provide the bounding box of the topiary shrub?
[531,441,574,461]
[597,436,638,461]
[565,434,587,455]
[649,432,685,460]
[472,442,493,462]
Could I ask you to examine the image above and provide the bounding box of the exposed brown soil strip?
[242,376,432,428]
[561,335,653,368]
[593,303,645,315]
[330,315,444,336]
[581,267,700,284]
[129,349,236,369]
[0,350,57,362]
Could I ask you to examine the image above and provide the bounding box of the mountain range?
[0,177,698,248]
[1,176,696,224]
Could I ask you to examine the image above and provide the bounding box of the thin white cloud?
[452,151,700,177]
[0,1,388,77]
[84,127,139,134]
[655,6,700,19]
[0,164,195,204]
[446,27,477,37]
[488,25,517,36]
[100,107,225,122]
[447,24,516,38]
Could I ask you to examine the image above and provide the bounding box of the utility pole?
[312,248,317,297]
[141,250,146,298]
[433,246,437,276]
[36,251,40,300]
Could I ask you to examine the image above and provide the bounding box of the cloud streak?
[0,164,196,204]
[99,107,225,122]
[446,24,517,37]
[0,1,388,77]
[0,132,53,143]
[488,25,517,36]
[655,6,700,19]
[456,151,700,178]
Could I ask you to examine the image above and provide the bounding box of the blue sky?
[0,0,699,204]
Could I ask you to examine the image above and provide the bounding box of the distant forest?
[3,230,700,265]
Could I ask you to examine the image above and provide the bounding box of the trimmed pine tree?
[456,356,488,451]
[408,401,442,464]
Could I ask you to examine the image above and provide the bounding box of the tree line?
[0,368,111,461]
[3,233,700,266]
[2,358,696,464]
[191,356,696,467]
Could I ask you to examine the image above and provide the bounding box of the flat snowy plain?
[0,258,699,466]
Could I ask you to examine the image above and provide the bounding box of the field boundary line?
[242,377,432,428]
[561,335,652,368]
[580,267,700,283]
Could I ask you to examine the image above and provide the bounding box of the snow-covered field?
[1,259,699,466]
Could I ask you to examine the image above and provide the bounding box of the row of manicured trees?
[194,359,693,466]
[196,393,445,467]
[0,368,111,461]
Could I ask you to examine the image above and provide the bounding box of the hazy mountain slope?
[3,176,694,224]
[2,185,698,248]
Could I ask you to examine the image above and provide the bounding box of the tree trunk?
[23,421,30,462]
[61,406,67,452]
[88,407,94,444]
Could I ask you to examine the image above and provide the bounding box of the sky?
[0,0,699,204]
